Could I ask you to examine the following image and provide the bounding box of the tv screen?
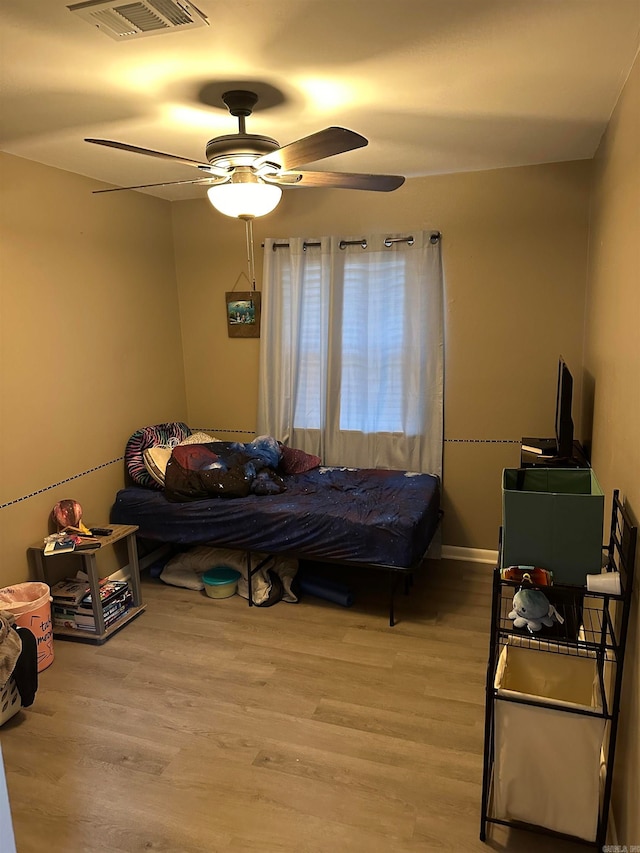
[555,356,574,458]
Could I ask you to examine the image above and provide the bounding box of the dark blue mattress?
[111,466,440,568]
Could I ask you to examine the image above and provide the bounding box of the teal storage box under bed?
[501,468,604,585]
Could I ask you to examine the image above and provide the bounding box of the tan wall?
[172,160,592,548]
[0,153,187,585]
[0,154,593,570]
[584,55,640,845]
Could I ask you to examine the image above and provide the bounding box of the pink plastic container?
[0,582,54,672]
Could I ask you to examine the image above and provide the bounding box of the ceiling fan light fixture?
[206,169,282,219]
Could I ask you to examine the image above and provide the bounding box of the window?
[340,252,409,433]
[258,231,443,474]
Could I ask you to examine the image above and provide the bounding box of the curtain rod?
[262,231,441,251]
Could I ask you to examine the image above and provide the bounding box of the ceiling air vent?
[67,0,209,40]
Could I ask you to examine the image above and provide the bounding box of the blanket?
[164,436,286,502]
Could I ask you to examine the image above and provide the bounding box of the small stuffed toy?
[508,587,564,633]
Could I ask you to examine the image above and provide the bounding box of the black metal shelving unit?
[480,489,637,849]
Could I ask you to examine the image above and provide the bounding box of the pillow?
[142,432,219,487]
[279,444,322,474]
[125,422,191,489]
[143,446,173,487]
[179,431,219,445]
[160,545,299,604]
[160,545,245,592]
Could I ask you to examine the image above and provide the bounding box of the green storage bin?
[502,468,604,585]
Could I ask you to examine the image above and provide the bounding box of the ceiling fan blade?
[92,175,230,194]
[85,138,229,176]
[253,127,368,172]
[267,170,405,192]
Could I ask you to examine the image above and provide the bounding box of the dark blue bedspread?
[110,466,440,568]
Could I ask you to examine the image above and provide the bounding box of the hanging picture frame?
[225,291,261,338]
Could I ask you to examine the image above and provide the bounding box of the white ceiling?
[1,0,639,201]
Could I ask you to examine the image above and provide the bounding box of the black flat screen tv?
[555,356,574,458]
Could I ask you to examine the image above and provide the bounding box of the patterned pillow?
[279,445,322,474]
[125,422,191,489]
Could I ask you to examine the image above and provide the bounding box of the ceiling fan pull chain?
[244,216,257,291]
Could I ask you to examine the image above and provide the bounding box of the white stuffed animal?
[508,588,564,633]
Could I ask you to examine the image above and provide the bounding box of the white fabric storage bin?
[493,642,605,842]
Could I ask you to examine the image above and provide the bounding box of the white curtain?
[257,231,443,476]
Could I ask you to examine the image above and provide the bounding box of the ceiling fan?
[85,90,405,217]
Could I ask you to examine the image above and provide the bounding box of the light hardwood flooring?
[1,559,594,852]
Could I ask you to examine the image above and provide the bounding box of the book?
[80,580,129,608]
[43,537,76,556]
[75,607,128,629]
[72,536,101,551]
[80,604,130,627]
[521,437,557,456]
[53,590,132,616]
[54,601,130,632]
[74,588,132,616]
[50,578,90,605]
[53,590,133,629]
[51,575,117,605]
[521,445,544,455]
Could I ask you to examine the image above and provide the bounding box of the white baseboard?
[442,545,498,565]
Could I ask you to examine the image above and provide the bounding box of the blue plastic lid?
[202,567,241,585]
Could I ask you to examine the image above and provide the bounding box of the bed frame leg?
[389,573,398,627]
[246,552,253,607]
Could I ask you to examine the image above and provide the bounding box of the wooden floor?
[1,559,594,852]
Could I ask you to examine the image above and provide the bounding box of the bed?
[110,423,442,625]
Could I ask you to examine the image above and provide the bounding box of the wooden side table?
[28,524,146,644]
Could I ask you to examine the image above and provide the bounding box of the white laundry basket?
[493,642,605,842]
[0,678,21,727]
